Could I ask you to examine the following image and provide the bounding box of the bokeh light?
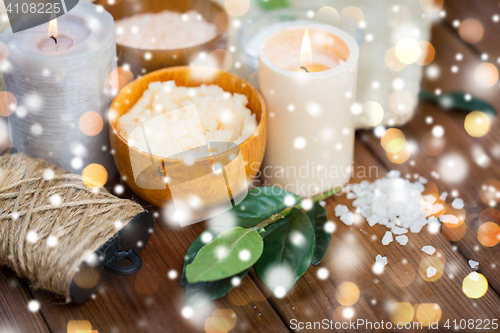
[478,222,500,247]
[416,303,442,326]
[214,12,230,36]
[389,90,414,115]
[464,111,491,137]
[387,140,411,164]
[441,204,467,241]
[473,63,499,88]
[362,101,384,126]
[437,153,469,184]
[463,272,488,299]
[395,39,421,64]
[211,309,237,332]
[0,91,17,117]
[421,131,446,156]
[82,163,108,188]
[316,6,340,26]
[416,41,435,66]
[208,49,232,72]
[381,128,405,153]
[385,47,407,71]
[340,6,365,30]
[389,302,414,325]
[458,18,484,43]
[224,0,250,16]
[419,253,445,282]
[335,282,360,306]
[420,0,444,12]
[479,179,500,206]
[109,67,134,91]
[73,265,100,289]
[79,111,103,136]
[67,320,92,333]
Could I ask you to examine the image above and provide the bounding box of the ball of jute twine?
[0,153,145,297]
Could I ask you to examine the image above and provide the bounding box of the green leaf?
[210,186,302,232]
[180,228,218,287]
[306,203,331,265]
[185,269,249,308]
[255,208,314,296]
[419,90,497,116]
[186,227,264,283]
[256,0,289,10]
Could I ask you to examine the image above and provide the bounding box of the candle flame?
[48,17,58,38]
[300,28,313,66]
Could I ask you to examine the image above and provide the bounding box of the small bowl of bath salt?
[109,66,267,225]
[97,0,228,77]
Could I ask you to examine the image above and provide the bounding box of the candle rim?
[258,22,359,78]
[0,2,114,60]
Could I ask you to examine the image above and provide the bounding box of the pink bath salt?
[115,10,218,50]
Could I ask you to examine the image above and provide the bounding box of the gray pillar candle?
[0,2,117,175]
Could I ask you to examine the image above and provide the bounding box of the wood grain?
[0,270,50,333]
[361,22,500,298]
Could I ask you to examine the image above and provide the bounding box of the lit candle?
[258,23,359,197]
[0,2,117,174]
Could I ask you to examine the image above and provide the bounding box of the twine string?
[0,153,145,297]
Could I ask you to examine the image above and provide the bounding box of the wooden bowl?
[96,0,228,78]
[109,66,267,214]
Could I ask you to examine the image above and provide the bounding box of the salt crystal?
[367,215,380,227]
[439,214,459,224]
[422,245,436,255]
[382,231,393,245]
[391,226,408,235]
[346,192,356,199]
[440,191,448,201]
[375,254,388,266]
[419,176,428,184]
[469,260,479,269]
[387,170,401,178]
[335,204,349,217]
[468,272,479,281]
[340,212,354,225]
[395,235,408,245]
[452,198,464,209]
[115,10,217,50]
[427,266,437,278]
[410,220,425,233]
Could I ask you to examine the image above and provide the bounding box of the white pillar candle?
[258,23,359,197]
[0,2,117,174]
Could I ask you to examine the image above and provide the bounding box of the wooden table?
[1,1,500,332]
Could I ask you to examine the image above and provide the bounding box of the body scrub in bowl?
[117,81,257,158]
[110,67,266,224]
[99,0,228,77]
[115,10,217,50]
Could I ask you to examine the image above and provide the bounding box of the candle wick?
[49,35,58,44]
[300,66,309,73]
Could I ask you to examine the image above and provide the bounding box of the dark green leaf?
[209,186,301,231]
[306,203,331,265]
[185,269,249,308]
[255,208,314,296]
[419,90,496,116]
[256,0,289,10]
[186,227,263,283]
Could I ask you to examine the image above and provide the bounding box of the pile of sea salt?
[335,170,464,272]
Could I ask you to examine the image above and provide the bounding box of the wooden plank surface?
[29,208,289,333]
[2,2,500,332]
[0,270,50,333]
[361,22,500,298]
[250,140,500,333]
